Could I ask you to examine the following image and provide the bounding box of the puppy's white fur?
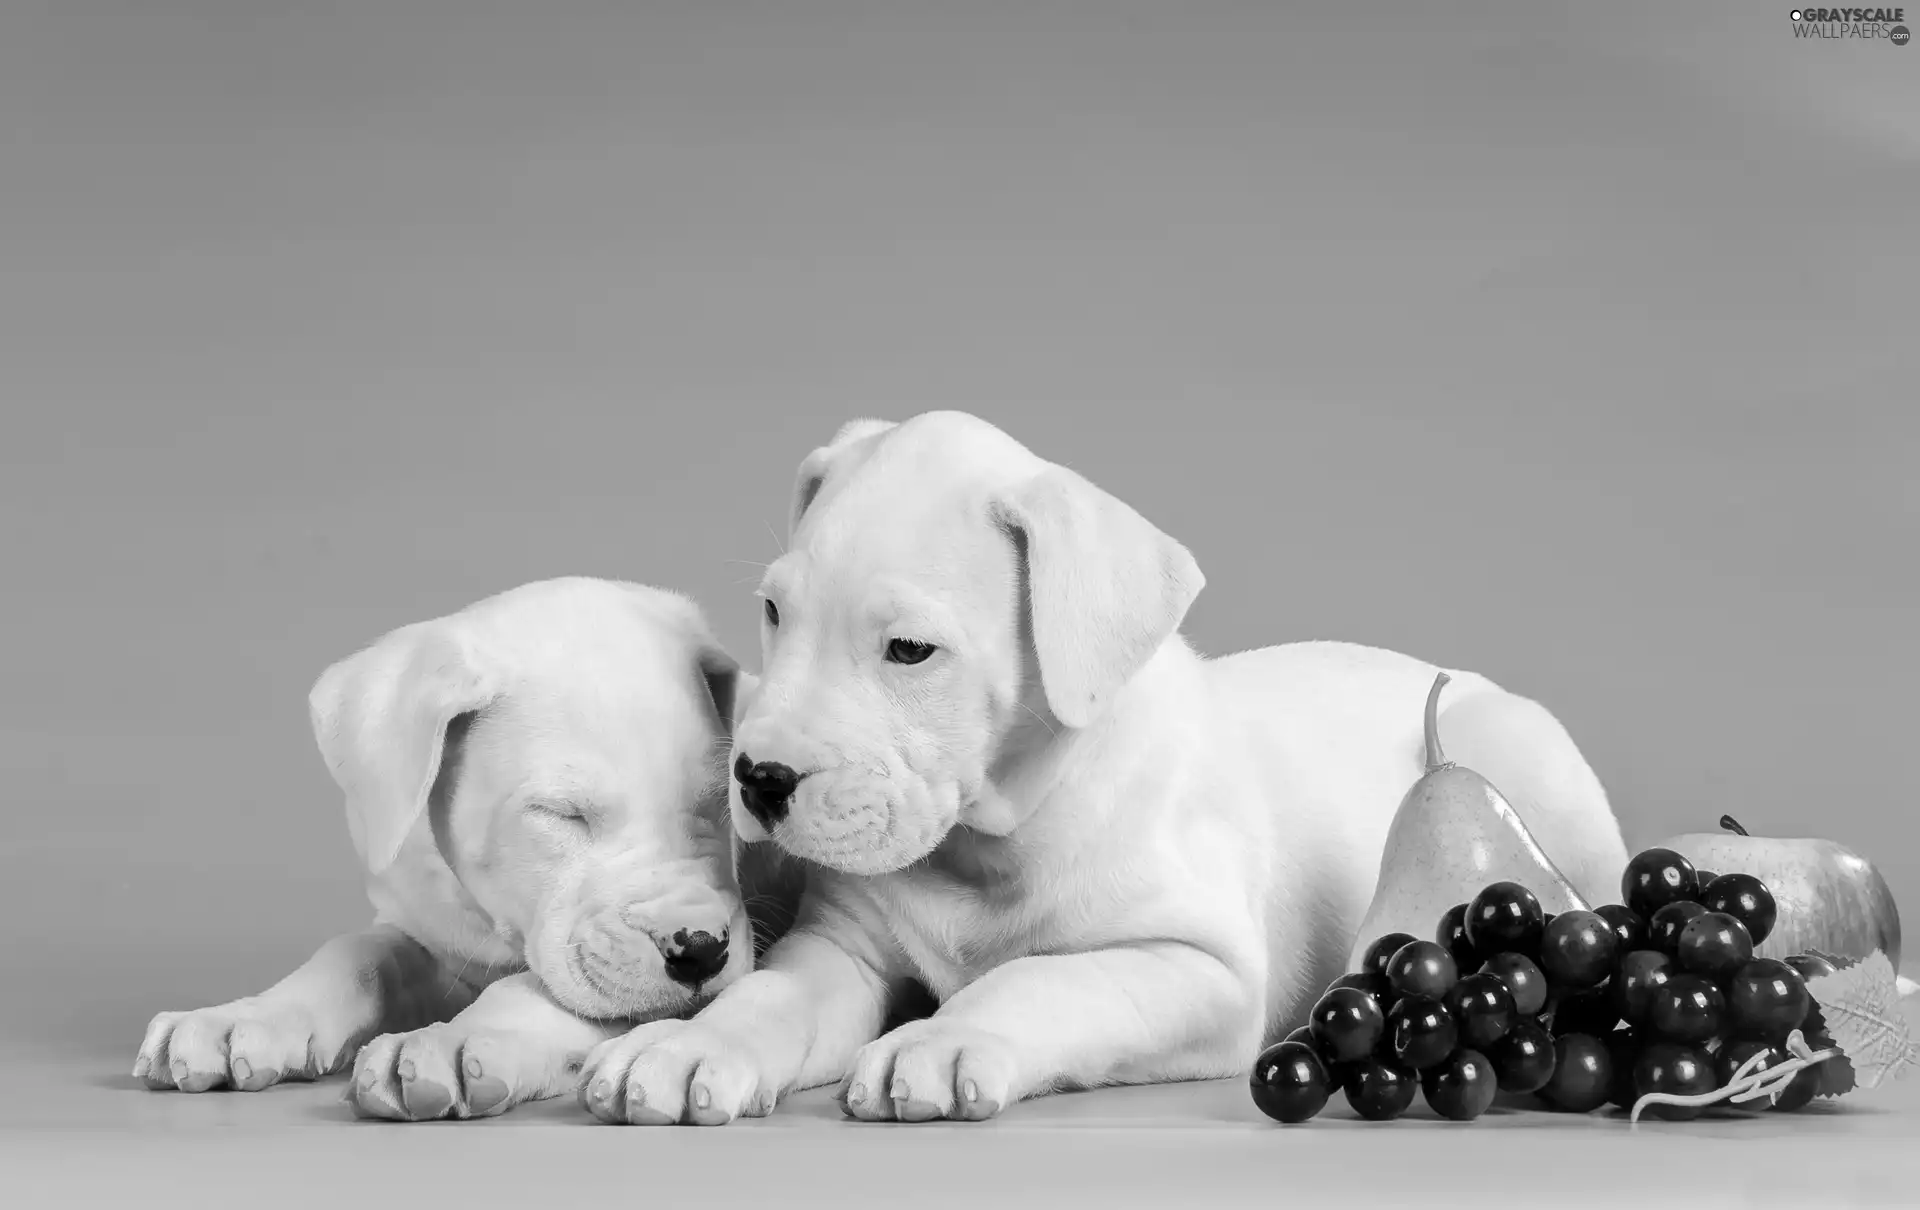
[579,413,1630,1126]
[134,577,760,1121]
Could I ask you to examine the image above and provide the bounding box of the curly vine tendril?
[1628,1031,1840,1126]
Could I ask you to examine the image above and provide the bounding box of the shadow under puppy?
[133,576,803,1120]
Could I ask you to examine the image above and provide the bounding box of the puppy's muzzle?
[656,928,730,986]
[733,753,803,828]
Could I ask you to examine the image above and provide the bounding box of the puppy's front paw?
[577,1019,774,1127]
[134,1001,329,1093]
[349,1025,564,1122]
[840,1020,1018,1123]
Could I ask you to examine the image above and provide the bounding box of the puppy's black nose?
[733,752,801,827]
[659,928,729,986]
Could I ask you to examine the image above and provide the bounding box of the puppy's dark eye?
[763,598,779,627]
[885,639,937,666]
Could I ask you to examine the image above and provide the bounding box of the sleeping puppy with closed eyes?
[132,576,801,1120]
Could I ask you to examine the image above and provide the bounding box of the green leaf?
[1798,999,1857,1098]
[1799,950,1916,1094]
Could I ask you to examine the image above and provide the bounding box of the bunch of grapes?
[1249,850,1828,1125]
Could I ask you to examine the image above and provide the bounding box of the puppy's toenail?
[963,1079,979,1103]
[890,1080,908,1102]
[846,1082,865,1104]
[231,1058,252,1083]
[132,1059,149,1079]
[590,1079,612,1102]
[397,1060,415,1082]
[170,1061,188,1084]
[463,1055,483,1081]
[692,1085,711,1110]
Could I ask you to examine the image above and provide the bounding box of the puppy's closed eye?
[525,801,590,829]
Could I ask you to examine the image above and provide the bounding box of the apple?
[1652,815,1903,980]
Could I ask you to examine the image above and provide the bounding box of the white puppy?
[577,413,1630,1125]
[133,577,771,1121]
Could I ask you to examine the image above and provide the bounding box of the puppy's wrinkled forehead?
[470,590,721,780]
[786,413,1042,583]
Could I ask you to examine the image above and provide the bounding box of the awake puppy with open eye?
[576,412,1630,1126]
[132,577,799,1121]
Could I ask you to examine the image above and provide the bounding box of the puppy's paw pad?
[892,1094,948,1123]
[849,1021,1019,1123]
[356,1025,486,1121]
[134,1002,320,1093]
[581,1020,767,1126]
[397,1074,457,1120]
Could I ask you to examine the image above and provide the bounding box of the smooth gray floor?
[10,1003,1918,1209]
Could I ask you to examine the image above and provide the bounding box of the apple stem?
[1720,814,1751,837]
[1424,673,1451,771]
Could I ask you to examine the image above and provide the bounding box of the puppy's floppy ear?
[790,417,897,535]
[992,466,1205,729]
[308,622,498,877]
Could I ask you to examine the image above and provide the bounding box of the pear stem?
[1424,672,1451,771]
[1721,814,1751,837]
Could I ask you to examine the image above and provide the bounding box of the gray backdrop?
[2,1,1915,1078]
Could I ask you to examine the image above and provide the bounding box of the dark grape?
[1647,901,1708,955]
[1611,949,1676,1025]
[1693,869,1719,889]
[1281,1024,1336,1071]
[1622,848,1700,918]
[1700,874,1778,946]
[1465,882,1546,957]
[1725,958,1811,1042]
[1675,911,1754,981]
[1537,1032,1612,1112]
[1767,1064,1822,1112]
[1309,986,1387,1063]
[1486,1019,1557,1093]
[1593,904,1648,955]
[1250,1040,1333,1123]
[1783,953,1837,983]
[1435,904,1481,972]
[1647,974,1724,1044]
[1550,984,1620,1038]
[1478,953,1548,1016]
[1605,1029,1642,1109]
[1283,1024,1349,1076]
[1361,932,1418,979]
[1342,1056,1419,1121]
[1385,995,1458,1070]
[1443,973,1517,1050]
[1421,1048,1498,1121]
[1326,970,1395,1012]
[1539,910,1620,989]
[1632,1042,1717,1120]
[1386,940,1459,1001]
[1716,1038,1789,1107]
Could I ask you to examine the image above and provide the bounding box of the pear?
[1345,673,1591,972]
